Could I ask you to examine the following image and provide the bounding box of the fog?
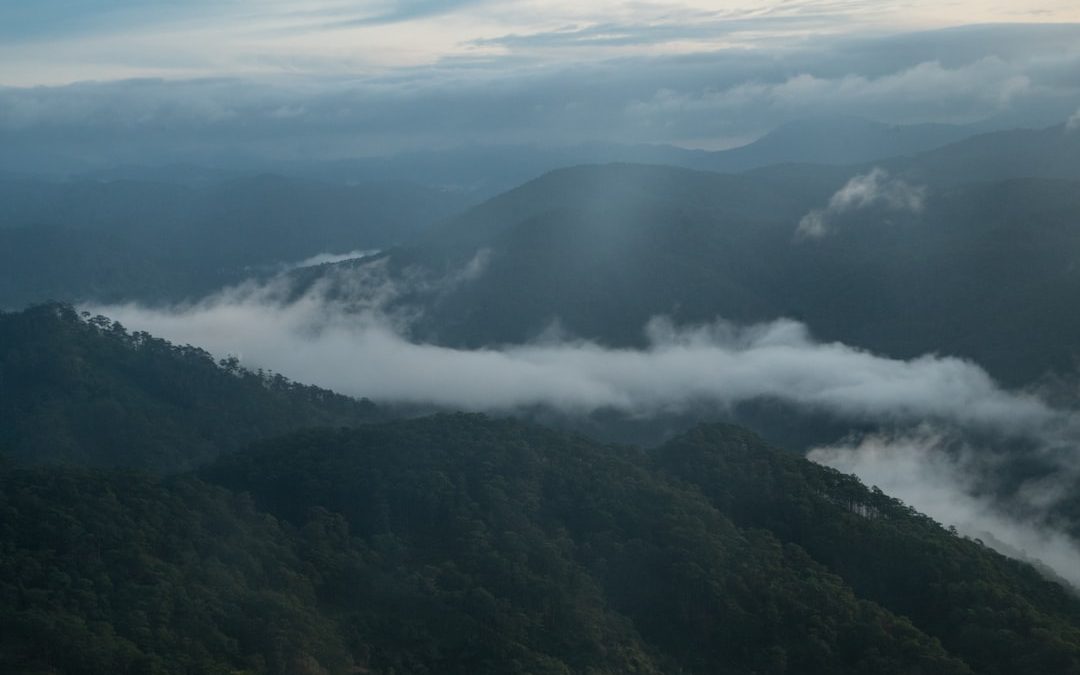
[85,258,1080,585]
[811,431,1080,588]
[289,249,380,269]
[88,265,1056,431]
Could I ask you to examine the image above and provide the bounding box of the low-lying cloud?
[288,249,380,269]
[86,261,1080,586]
[5,24,1080,172]
[1068,107,1080,132]
[88,269,1053,430]
[797,168,927,238]
[811,431,1080,588]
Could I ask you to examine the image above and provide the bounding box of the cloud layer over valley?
[88,263,1054,429]
[86,259,1080,586]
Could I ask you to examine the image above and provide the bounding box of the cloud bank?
[85,260,1080,586]
[289,249,381,269]
[810,431,1080,588]
[797,168,926,238]
[4,24,1080,170]
[88,268,1054,430]
[5,1,1080,87]
[1068,107,1080,131]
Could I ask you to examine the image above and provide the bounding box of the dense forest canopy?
[5,414,1080,674]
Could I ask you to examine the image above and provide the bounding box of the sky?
[2,1,1080,162]
[3,1,1080,85]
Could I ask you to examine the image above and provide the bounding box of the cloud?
[87,269,1058,430]
[84,258,1080,587]
[84,257,1077,440]
[470,13,839,50]
[1068,107,1080,131]
[810,430,1080,588]
[320,0,491,27]
[797,168,926,238]
[3,24,1080,168]
[289,249,381,269]
[626,57,1039,126]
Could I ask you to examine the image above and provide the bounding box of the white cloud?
[86,261,1062,432]
[797,168,926,238]
[289,249,380,269]
[626,58,1042,131]
[3,26,1080,160]
[810,431,1080,588]
[1068,107,1080,131]
[4,2,1080,86]
[85,261,1080,587]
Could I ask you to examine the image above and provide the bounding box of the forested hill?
[0,303,380,471]
[204,416,1080,675]
[4,414,1079,673]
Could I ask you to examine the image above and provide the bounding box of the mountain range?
[5,114,1080,673]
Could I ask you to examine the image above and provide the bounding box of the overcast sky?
[4,1,1080,84]
[3,1,1080,160]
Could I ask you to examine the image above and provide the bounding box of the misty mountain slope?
[401,162,816,258]
[0,174,472,308]
[747,122,1080,187]
[202,414,1080,674]
[889,124,1080,184]
[697,116,976,172]
[0,304,380,471]
[371,163,825,343]
[324,163,1080,385]
[744,123,1080,202]
[11,115,976,198]
[296,116,977,192]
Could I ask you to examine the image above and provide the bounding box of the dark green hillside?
[203,415,1080,674]
[655,425,1080,675]
[4,414,1080,673]
[0,304,380,471]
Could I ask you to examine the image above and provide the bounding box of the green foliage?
[4,414,1080,673]
[0,304,380,471]
[655,424,1080,675]
[0,467,353,674]
[202,415,1080,673]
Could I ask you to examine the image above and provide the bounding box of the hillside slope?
[6,414,1080,673]
[0,304,380,471]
